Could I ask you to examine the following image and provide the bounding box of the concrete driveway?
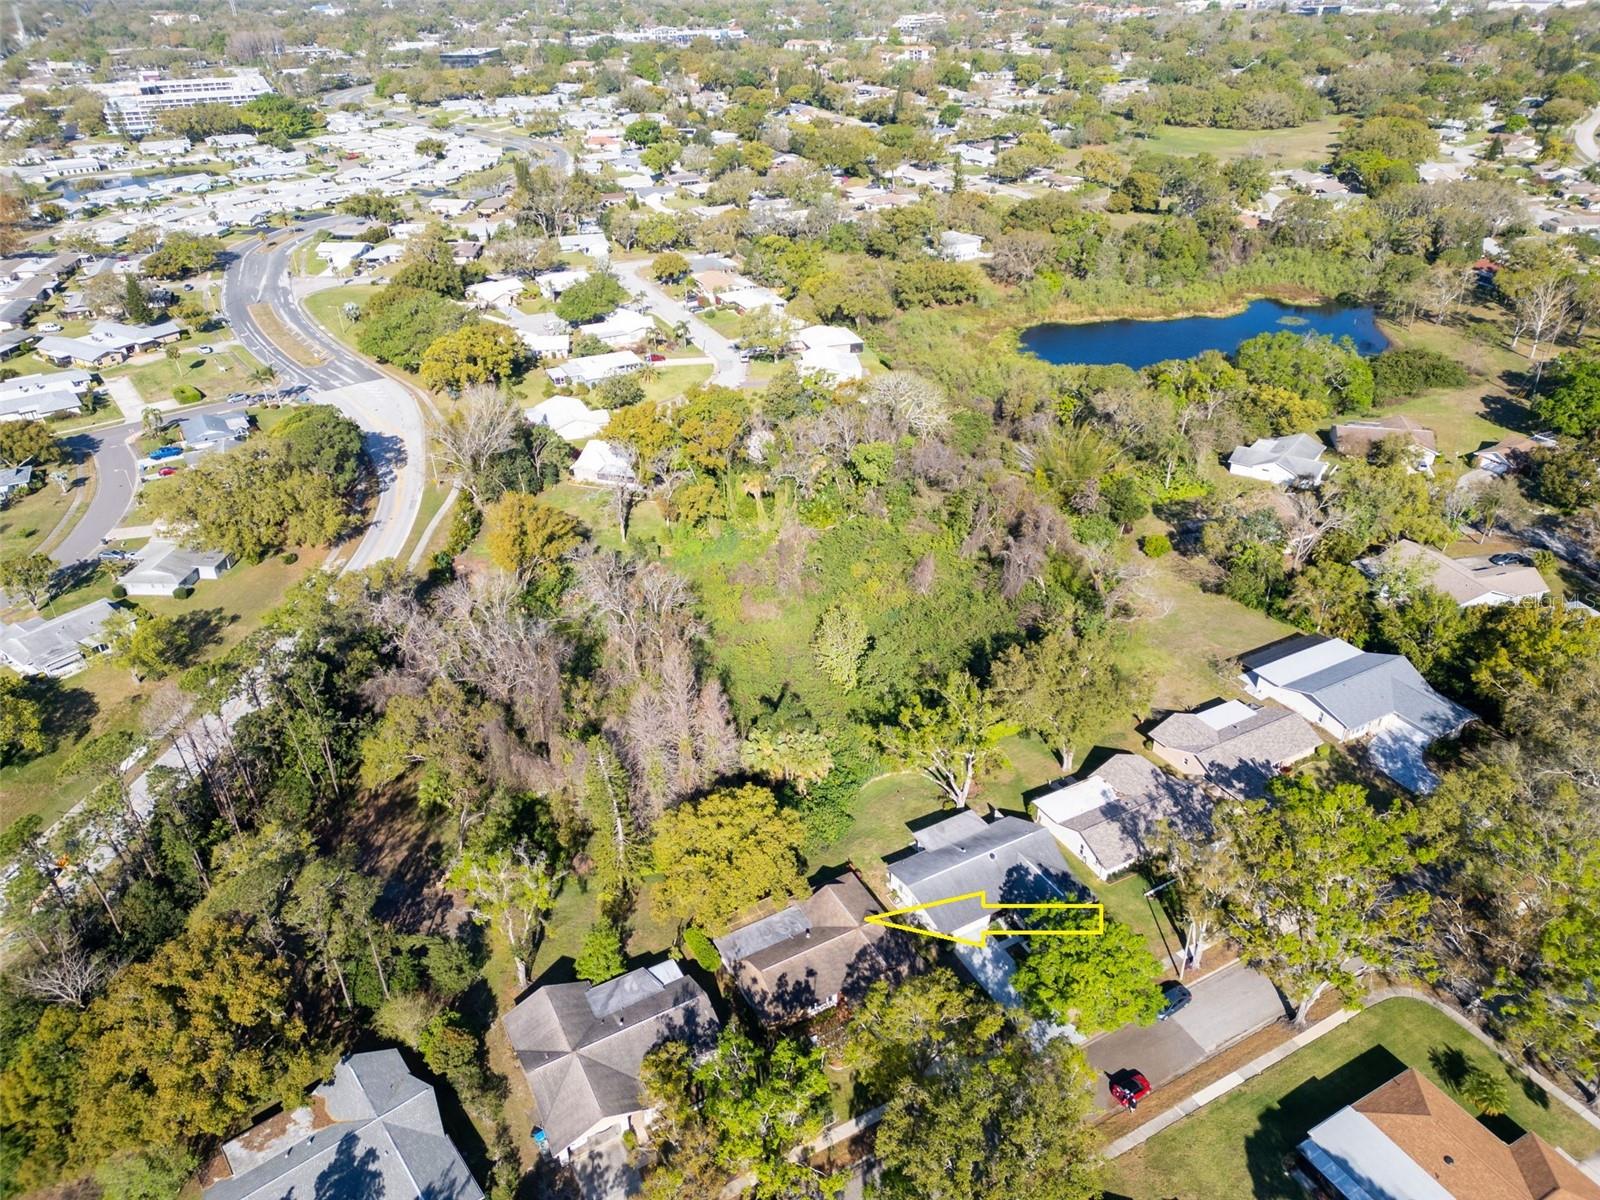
[1085,961,1286,1111]
[568,1135,640,1200]
[612,258,747,387]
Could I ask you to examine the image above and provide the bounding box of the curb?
[1103,988,1600,1159]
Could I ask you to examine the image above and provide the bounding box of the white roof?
[798,345,864,381]
[793,324,860,350]
[571,438,636,484]
[526,394,609,440]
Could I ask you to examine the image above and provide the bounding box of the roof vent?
[1443,1156,1455,1166]
[988,851,997,860]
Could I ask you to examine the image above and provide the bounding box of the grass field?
[0,479,82,559]
[126,342,266,404]
[1375,314,1534,464]
[1129,117,1344,166]
[301,285,381,354]
[1108,997,1600,1200]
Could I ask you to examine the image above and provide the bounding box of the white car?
[197,345,215,355]
[38,322,61,333]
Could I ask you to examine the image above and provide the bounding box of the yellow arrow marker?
[865,891,1104,947]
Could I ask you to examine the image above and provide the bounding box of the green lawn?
[300,285,381,354]
[0,549,326,834]
[806,733,1066,897]
[1127,118,1344,166]
[639,363,714,404]
[1108,997,1600,1200]
[1374,315,1533,464]
[125,342,266,404]
[1124,556,1298,719]
[0,479,82,559]
[0,659,148,833]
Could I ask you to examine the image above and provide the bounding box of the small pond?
[1019,298,1389,369]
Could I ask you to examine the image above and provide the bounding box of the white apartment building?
[93,72,274,137]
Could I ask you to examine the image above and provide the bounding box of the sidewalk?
[1102,987,1600,1159]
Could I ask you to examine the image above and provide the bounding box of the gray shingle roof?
[1149,702,1323,797]
[1229,433,1328,480]
[1035,754,1212,871]
[888,812,1081,935]
[204,1050,483,1200]
[501,961,718,1158]
[1288,651,1472,738]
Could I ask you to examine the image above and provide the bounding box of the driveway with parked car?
[1084,960,1285,1112]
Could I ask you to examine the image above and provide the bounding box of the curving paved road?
[613,257,748,387]
[220,225,428,571]
[1574,102,1600,165]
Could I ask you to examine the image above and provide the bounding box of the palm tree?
[247,364,277,388]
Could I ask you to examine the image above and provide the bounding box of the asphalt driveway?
[1085,961,1286,1111]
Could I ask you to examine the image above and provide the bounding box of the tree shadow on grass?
[1241,1045,1406,1200]
[19,672,98,746]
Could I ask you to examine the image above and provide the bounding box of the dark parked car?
[149,445,182,460]
[1156,981,1193,1021]
[1109,1070,1151,1110]
[1488,552,1532,567]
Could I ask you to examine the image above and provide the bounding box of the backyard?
[1106,997,1600,1200]
[0,548,328,833]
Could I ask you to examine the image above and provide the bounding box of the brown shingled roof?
[1352,1070,1600,1200]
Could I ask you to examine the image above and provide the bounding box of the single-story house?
[1031,753,1212,880]
[1330,416,1438,473]
[35,319,182,367]
[174,411,249,450]
[884,810,1080,946]
[0,598,120,677]
[712,873,913,1026]
[465,277,525,308]
[558,232,610,259]
[1148,699,1323,798]
[1361,540,1549,608]
[547,350,643,388]
[1239,634,1476,792]
[798,345,864,383]
[0,464,34,501]
[202,1049,484,1200]
[1471,432,1558,476]
[1228,433,1331,487]
[0,370,92,421]
[716,286,786,314]
[790,324,864,355]
[570,439,637,487]
[938,230,985,261]
[119,538,232,597]
[1298,1069,1600,1200]
[0,389,81,421]
[314,240,370,271]
[581,308,654,349]
[526,394,608,441]
[534,268,590,298]
[500,959,719,1162]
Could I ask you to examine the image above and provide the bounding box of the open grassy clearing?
[1125,117,1345,165]
[126,342,265,403]
[0,478,83,559]
[300,284,381,353]
[1373,314,1536,463]
[1108,997,1600,1200]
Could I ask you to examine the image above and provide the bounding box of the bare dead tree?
[865,371,951,440]
[16,932,112,1008]
[433,385,521,509]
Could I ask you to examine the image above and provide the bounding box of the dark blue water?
[1020,299,1389,368]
